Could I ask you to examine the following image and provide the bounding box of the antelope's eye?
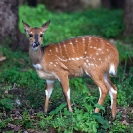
[40,34,43,37]
[29,34,33,37]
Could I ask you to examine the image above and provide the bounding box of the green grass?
[0,4,133,132]
[19,4,124,44]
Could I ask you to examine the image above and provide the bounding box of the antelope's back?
[43,36,119,77]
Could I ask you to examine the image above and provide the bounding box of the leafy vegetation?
[0,4,133,132]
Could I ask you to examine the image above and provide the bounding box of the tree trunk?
[0,0,29,51]
[0,0,19,49]
[123,0,133,37]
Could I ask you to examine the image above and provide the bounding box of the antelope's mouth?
[32,42,40,48]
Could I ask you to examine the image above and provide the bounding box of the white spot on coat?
[76,58,79,60]
[56,47,58,52]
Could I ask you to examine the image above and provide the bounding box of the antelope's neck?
[29,46,44,64]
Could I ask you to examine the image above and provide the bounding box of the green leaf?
[92,113,109,129]
[94,104,105,111]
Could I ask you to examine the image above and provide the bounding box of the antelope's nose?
[32,41,40,48]
[35,41,40,46]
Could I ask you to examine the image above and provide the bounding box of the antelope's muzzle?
[32,34,40,48]
[32,41,40,48]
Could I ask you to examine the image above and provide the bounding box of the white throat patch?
[33,64,42,69]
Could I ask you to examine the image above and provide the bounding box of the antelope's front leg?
[44,80,55,113]
[58,72,72,112]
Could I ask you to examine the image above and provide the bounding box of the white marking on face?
[84,51,87,54]
[50,62,53,64]
[75,39,78,42]
[99,58,101,60]
[109,64,116,75]
[54,64,56,67]
[55,62,58,64]
[76,57,79,60]
[96,53,99,55]
[67,89,70,99]
[90,46,93,48]
[33,64,42,69]
[107,49,109,51]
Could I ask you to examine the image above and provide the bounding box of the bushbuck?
[22,20,119,119]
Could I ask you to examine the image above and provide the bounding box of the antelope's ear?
[22,20,30,34]
[41,20,50,33]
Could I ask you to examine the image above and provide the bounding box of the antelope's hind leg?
[89,72,109,114]
[104,73,117,119]
[108,79,117,119]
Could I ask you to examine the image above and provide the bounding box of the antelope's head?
[22,20,50,50]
